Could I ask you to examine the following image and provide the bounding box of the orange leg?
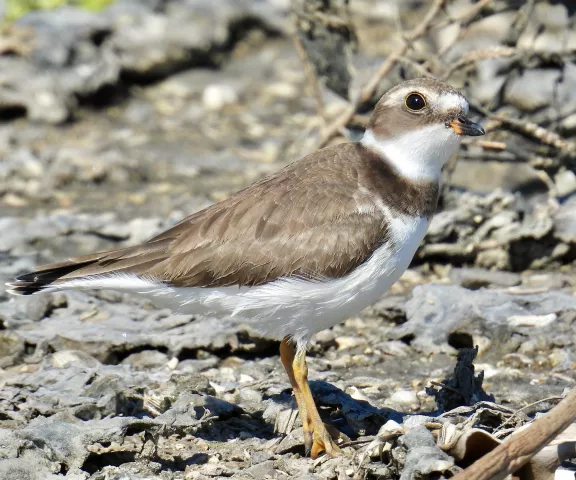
[279,337,341,459]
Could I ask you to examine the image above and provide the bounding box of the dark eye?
[405,93,426,111]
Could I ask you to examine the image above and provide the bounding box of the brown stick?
[472,102,576,157]
[442,46,517,79]
[435,0,494,29]
[317,0,447,148]
[451,387,576,480]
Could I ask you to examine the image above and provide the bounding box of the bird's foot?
[304,421,342,459]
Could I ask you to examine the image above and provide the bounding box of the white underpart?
[361,123,461,183]
[43,212,430,349]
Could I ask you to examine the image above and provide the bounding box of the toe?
[304,430,313,457]
[309,426,342,459]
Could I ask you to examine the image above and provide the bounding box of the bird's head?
[362,77,484,182]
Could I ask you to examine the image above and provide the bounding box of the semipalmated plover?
[7,78,484,458]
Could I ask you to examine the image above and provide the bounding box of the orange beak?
[449,116,485,136]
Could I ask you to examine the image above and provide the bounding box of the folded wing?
[8,144,391,295]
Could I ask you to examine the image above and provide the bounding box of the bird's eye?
[405,92,426,112]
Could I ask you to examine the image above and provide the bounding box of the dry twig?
[435,0,494,30]
[494,396,563,434]
[442,46,517,79]
[471,102,576,158]
[451,387,576,480]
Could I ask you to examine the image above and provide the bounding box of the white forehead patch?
[442,92,469,114]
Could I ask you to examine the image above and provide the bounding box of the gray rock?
[399,426,454,480]
[394,284,576,349]
[14,293,62,322]
[450,160,547,193]
[1,0,289,123]
[155,392,242,428]
[231,459,277,479]
[448,268,520,289]
[0,330,25,367]
[554,170,576,198]
[554,195,576,243]
[121,350,169,369]
[505,69,562,113]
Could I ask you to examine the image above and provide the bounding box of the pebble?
[388,389,419,408]
[202,84,239,111]
[502,353,533,368]
[505,69,560,112]
[507,313,557,328]
[121,350,169,370]
[554,171,576,198]
[49,349,101,368]
[378,341,410,357]
[236,387,263,404]
[0,331,25,368]
[335,335,367,350]
[548,350,569,368]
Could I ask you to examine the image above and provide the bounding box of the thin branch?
[451,387,576,480]
[494,396,563,434]
[435,0,494,29]
[442,46,517,79]
[472,102,576,156]
[503,0,536,46]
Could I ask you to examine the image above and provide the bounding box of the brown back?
[18,143,439,290]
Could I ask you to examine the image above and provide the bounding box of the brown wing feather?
[9,143,438,294]
[145,143,391,286]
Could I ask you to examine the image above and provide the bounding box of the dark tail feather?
[6,259,99,295]
[6,240,171,296]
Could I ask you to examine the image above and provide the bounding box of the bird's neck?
[361,126,461,184]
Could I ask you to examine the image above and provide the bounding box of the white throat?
[361,124,461,182]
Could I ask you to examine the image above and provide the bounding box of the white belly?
[155,214,431,346]
[51,214,430,348]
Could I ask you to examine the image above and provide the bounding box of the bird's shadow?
[267,380,404,440]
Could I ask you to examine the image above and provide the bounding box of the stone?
[121,350,169,369]
[399,426,454,480]
[388,389,419,408]
[202,84,239,111]
[394,284,576,347]
[450,160,547,193]
[0,330,25,367]
[449,268,520,289]
[507,313,557,328]
[554,171,576,198]
[335,335,367,350]
[554,196,576,243]
[504,69,561,113]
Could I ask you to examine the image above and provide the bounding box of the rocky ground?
[0,0,575,479]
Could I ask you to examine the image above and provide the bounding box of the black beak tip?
[452,117,485,136]
[471,124,485,136]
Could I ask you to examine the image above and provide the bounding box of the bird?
[7,77,484,459]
